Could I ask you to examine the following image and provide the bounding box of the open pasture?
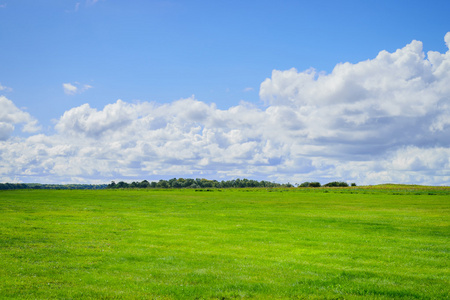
[0,187,449,299]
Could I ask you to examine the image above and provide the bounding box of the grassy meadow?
[0,186,449,299]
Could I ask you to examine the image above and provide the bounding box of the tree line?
[0,179,356,190]
[106,178,356,189]
[107,178,286,189]
[299,181,356,187]
[0,183,107,190]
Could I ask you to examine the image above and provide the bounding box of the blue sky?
[1,1,450,185]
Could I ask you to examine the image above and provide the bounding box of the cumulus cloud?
[0,96,40,140]
[55,100,144,137]
[260,36,450,151]
[63,82,93,95]
[1,33,450,185]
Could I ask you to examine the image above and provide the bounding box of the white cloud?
[63,82,93,95]
[259,35,450,149]
[1,33,450,185]
[445,32,450,49]
[0,96,40,141]
[243,87,254,92]
[0,83,12,92]
[55,100,143,137]
[63,83,77,95]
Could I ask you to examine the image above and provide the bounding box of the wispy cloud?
[63,83,77,95]
[243,87,254,92]
[65,2,81,13]
[66,0,100,12]
[86,0,100,6]
[63,82,93,95]
[0,83,12,92]
[0,4,6,9]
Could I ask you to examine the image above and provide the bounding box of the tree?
[130,181,139,188]
[157,180,169,188]
[108,181,116,188]
[116,181,128,188]
[139,180,150,188]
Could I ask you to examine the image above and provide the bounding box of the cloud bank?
[1,33,450,184]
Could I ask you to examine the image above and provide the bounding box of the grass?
[0,187,449,299]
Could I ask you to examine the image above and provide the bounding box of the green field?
[0,187,449,299]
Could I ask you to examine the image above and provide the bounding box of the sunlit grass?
[0,188,449,299]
